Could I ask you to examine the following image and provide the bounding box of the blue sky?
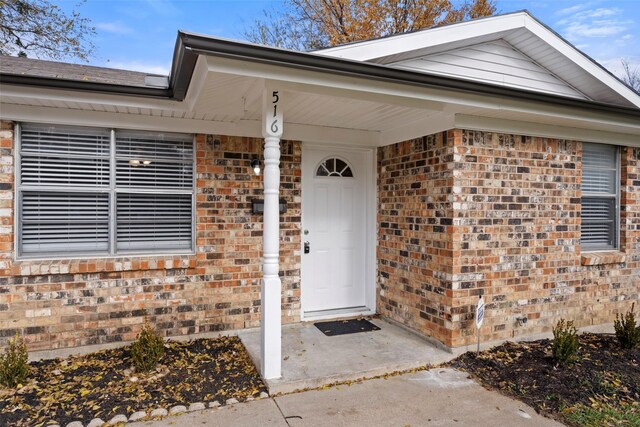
[57,0,639,78]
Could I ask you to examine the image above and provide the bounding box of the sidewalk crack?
[274,397,298,426]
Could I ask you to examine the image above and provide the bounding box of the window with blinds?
[581,142,619,251]
[17,123,194,258]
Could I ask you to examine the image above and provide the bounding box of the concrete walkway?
[130,368,562,427]
[239,318,454,394]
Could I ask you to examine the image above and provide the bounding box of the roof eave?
[172,31,640,119]
[0,73,173,99]
[2,29,639,120]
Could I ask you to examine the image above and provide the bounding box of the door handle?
[304,241,310,254]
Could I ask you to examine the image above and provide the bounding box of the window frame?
[580,142,621,252]
[15,123,196,260]
[314,156,356,178]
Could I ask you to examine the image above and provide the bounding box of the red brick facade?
[377,131,456,345]
[378,129,639,348]
[1,120,638,352]
[0,122,301,351]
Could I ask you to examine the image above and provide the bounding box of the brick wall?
[452,130,639,347]
[377,131,456,345]
[3,117,637,352]
[450,130,582,346]
[378,129,639,348]
[0,122,301,351]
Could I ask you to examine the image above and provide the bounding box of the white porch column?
[261,88,283,379]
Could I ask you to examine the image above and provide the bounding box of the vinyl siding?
[389,39,588,100]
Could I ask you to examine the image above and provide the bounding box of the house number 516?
[262,90,284,138]
[271,91,279,134]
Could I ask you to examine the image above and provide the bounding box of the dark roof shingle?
[0,55,168,88]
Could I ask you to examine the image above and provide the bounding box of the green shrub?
[130,321,165,372]
[552,318,579,364]
[0,332,31,388]
[614,303,640,349]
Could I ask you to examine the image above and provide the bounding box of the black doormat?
[314,318,381,336]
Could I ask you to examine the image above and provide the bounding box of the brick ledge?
[581,251,626,266]
[5,254,197,277]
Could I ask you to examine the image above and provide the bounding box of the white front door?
[301,146,370,316]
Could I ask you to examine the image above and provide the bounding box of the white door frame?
[300,142,377,320]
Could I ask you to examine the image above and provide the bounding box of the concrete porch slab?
[238,317,454,395]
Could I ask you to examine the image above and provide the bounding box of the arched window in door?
[315,157,354,177]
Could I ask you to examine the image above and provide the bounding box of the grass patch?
[563,402,640,427]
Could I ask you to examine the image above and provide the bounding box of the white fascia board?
[455,114,640,147]
[522,16,640,108]
[316,13,527,61]
[183,55,210,111]
[205,56,640,133]
[0,103,380,146]
[0,84,186,112]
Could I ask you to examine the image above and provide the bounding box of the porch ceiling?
[0,76,453,148]
[188,68,445,140]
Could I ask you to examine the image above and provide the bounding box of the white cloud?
[106,60,170,75]
[551,2,638,79]
[563,19,630,39]
[555,6,632,43]
[576,7,620,19]
[556,4,585,16]
[95,21,134,35]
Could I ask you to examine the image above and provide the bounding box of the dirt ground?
[449,333,640,426]
[0,336,266,426]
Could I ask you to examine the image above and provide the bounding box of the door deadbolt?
[304,241,310,254]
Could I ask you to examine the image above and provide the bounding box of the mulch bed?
[448,333,640,426]
[0,336,266,427]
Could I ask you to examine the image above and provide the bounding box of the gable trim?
[522,14,639,107]
[317,11,640,108]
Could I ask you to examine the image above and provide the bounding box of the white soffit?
[316,12,640,108]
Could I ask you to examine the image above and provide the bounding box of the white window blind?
[581,143,619,251]
[116,193,193,251]
[115,131,193,189]
[20,124,110,187]
[18,123,195,258]
[21,191,109,254]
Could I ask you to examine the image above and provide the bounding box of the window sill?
[11,253,197,276]
[15,250,196,263]
[581,251,626,266]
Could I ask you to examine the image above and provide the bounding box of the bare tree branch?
[243,0,496,51]
[0,0,95,61]
[620,58,640,94]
